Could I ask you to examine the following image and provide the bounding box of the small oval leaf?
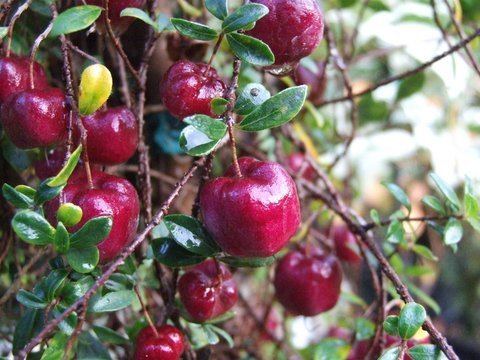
[226,32,274,66]
[12,210,55,246]
[50,5,102,37]
[48,145,82,187]
[222,4,269,33]
[91,290,136,313]
[171,18,218,41]
[398,302,427,339]
[66,247,99,274]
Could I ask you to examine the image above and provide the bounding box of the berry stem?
[134,285,159,338]
[206,33,225,70]
[77,116,94,189]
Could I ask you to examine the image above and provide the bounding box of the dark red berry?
[74,106,138,165]
[85,0,147,34]
[247,0,324,73]
[0,88,67,149]
[134,325,185,360]
[294,61,327,105]
[274,248,342,316]
[200,157,301,258]
[160,60,226,119]
[0,55,48,104]
[286,153,316,181]
[45,169,139,262]
[178,259,238,322]
[330,225,362,264]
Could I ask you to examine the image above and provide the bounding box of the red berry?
[330,225,362,264]
[0,55,48,104]
[85,0,147,34]
[45,169,139,262]
[247,0,324,73]
[294,61,327,105]
[160,60,226,120]
[286,153,316,181]
[200,157,301,258]
[348,339,372,360]
[134,325,185,360]
[0,88,67,149]
[74,106,138,165]
[178,259,238,322]
[274,248,342,316]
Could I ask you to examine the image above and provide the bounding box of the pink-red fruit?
[160,60,226,119]
[134,325,185,360]
[200,157,301,258]
[286,153,316,181]
[330,225,362,264]
[178,259,238,322]
[294,61,327,105]
[274,247,342,316]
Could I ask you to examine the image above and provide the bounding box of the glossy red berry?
[286,153,316,181]
[0,88,67,149]
[274,248,342,316]
[330,225,362,264]
[85,0,147,34]
[74,106,138,165]
[134,325,185,360]
[160,60,226,119]
[200,157,301,258]
[45,169,139,262]
[0,55,48,104]
[247,0,324,73]
[294,61,327,105]
[178,259,238,322]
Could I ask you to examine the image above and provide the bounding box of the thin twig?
[5,0,33,57]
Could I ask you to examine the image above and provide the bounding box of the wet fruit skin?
[330,225,362,264]
[85,0,147,34]
[247,0,324,70]
[178,259,238,322]
[0,88,67,149]
[274,247,342,316]
[294,61,327,105]
[134,325,185,360]
[45,169,140,262]
[200,157,301,258]
[74,106,138,165]
[286,153,316,181]
[0,55,48,104]
[160,60,226,120]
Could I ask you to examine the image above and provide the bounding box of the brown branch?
[4,0,33,57]
[66,40,100,64]
[362,214,464,231]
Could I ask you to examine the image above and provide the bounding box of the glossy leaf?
[208,325,234,348]
[355,318,375,341]
[234,83,271,115]
[15,185,37,198]
[66,247,99,274]
[152,237,205,267]
[226,32,274,66]
[222,4,268,33]
[398,302,427,339]
[205,0,228,19]
[13,308,43,354]
[464,178,480,232]
[211,98,229,115]
[308,338,350,360]
[383,182,411,212]
[386,219,405,244]
[62,276,94,305]
[42,269,69,301]
[35,179,65,205]
[164,215,220,256]
[53,223,70,254]
[171,18,218,41]
[47,145,82,187]
[179,115,228,156]
[2,183,34,209]
[93,325,129,345]
[12,210,55,245]
[443,218,463,246]
[412,244,438,261]
[77,331,112,360]
[120,8,158,31]
[70,216,113,249]
[50,6,102,37]
[422,195,445,215]
[238,86,307,131]
[16,289,47,309]
[105,273,135,291]
[91,290,136,313]
[408,344,445,360]
[379,346,401,360]
[184,114,228,140]
[429,173,461,210]
[40,332,69,360]
[219,256,276,268]
[383,315,399,336]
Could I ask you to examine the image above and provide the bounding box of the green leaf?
[211,98,229,115]
[42,269,69,301]
[35,179,65,205]
[120,8,158,31]
[13,309,43,354]
[164,215,220,256]
[383,315,399,336]
[429,173,461,210]
[54,222,70,254]
[443,218,463,246]
[16,289,47,309]
[383,182,411,212]
[386,220,405,244]
[184,115,228,140]
[12,210,55,245]
[77,331,112,360]
[93,325,129,345]
[238,85,307,131]
[91,290,136,313]
[412,245,438,261]
[152,237,205,267]
[15,185,37,198]
[48,145,82,187]
[0,27,7,39]
[180,115,227,156]
[61,276,94,305]
[50,5,102,37]
[396,72,426,101]
[379,346,401,360]
[398,302,427,339]
[66,247,99,274]
[226,32,274,66]
[464,179,480,231]
[104,273,135,291]
[41,332,69,360]
[2,183,34,209]
[70,216,113,248]
[234,83,271,115]
[171,18,218,41]
[308,338,350,360]
[370,209,381,225]
[422,195,445,215]
[208,325,234,348]
[157,13,173,32]
[205,0,228,20]
[222,4,269,33]
[407,281,441,315]
[408,344,445,360]
[219,256,276,268]
[52,304,78,335]
[355,318,375,341]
